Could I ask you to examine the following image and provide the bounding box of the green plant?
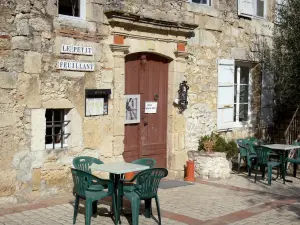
[198,133,238,158]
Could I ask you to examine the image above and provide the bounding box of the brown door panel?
[124,53,169,168]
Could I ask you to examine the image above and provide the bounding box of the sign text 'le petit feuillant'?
[61,44,93,55]
[58,44,95,72]
[57,60,95,72]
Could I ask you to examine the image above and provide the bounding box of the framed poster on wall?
[125,95,140,124]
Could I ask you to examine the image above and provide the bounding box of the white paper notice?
[145,102,157,114]
[86,98,104,116]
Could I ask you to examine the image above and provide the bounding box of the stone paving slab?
[0,175,299,225]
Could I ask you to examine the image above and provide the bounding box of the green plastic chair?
[254,146,281,185]
[236,139,257,175]
[72,156,106,216]
[119,168,168,225]
[71,168,116,225]
[73,156,104,173]
[131,158,156,168]
[286,142,300,177]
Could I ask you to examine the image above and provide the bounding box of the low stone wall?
[188,151,232,179]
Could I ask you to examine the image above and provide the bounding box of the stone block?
[42,99,74,109]
[83,117,113,156]
[17,73,41,107]
[30,109,46,151]
[86,3,104,22]
[204,17,222,32]
[29,18,51,32]
[0,72,18,89]
[46,0,57,16]
[41,168,72,188]
[31,168,41,191]
[102,69,113,83]
[114,68,124,83]
[12,36,31,50]
[113,136,124,156]
[199,30,217,47]
[24,51,42,74]
[0,170,17,197]
[53,36,75,55]
[16,19,30,36]
[231,47,247,60]
[0,37,11,50]
[170,152,187,171]
[114,117,124,136]
[114,57,125,69]
[67,108,84,149]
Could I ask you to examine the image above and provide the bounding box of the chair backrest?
[254,146,272,165]
[71,168,95,198]
[292,142,300,158]
[73,156,104,173]
[131,158,156,168]
[134,168,168,199]
[236,139,249,156]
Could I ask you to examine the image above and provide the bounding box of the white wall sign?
[61,44,93,55]
[86,98,104,116]
[145,102,157,114]
[57,60,95,71]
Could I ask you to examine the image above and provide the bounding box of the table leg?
[283,151,293,183]
[116,174,121,225]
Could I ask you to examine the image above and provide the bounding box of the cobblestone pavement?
[0,171,299,225]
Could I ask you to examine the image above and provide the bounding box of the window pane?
[234,85,237,103]
[234,104,237,122]
[45,127,53,144]
[257,0,264,17]
[234,67,237,84]
[59,0,80,17]
[239,104,248,122]
[45,109,65,148]
[192,0,208,4]
[239,85,249,103]
[240,67,249,84]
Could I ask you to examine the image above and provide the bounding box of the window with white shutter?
[188,0,211,6]
[217,59,235,130]
[238,0,254,18]
[238,0,267,19]
[58,0,86,20]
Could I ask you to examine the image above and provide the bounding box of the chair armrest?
[120,177,135,183]
[85,173,112,186]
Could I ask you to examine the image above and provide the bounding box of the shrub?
[198,133,238,159]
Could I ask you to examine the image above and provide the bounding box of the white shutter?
[217,59,235,130]
[238,0,254,18]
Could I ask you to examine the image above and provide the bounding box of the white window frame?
[233,63,253,128]
[58,0,86,20]
[238,0,267,19]
[253,0,267,19]
[45,109,69,150]
[187,0,211,7]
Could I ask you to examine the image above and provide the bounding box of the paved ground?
[0,170,300,225]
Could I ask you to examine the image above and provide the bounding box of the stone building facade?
[0,0,275,202]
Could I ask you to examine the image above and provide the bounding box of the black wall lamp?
[175,81,189,113]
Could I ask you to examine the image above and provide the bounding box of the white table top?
[262,144,300,151]
[90,162,149,174]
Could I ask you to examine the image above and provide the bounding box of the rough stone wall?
[184,1,275,149]
[0,0,116,203]
[104,0,190,23]
[0,0,276,203]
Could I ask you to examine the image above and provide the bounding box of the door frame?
[124,52,170,167]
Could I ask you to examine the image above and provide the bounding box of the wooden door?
[124,53,168,168]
